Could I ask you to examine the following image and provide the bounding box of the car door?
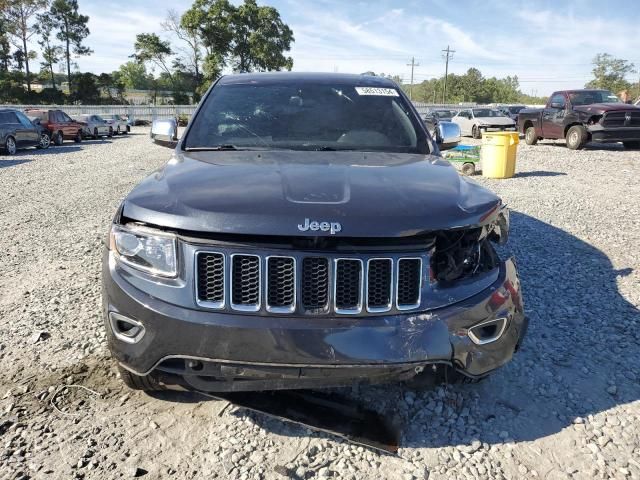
[542,93,567,139]
[59,111,75,137]
[453,111,466,135]
[51,111,67,137]
[6,112,30,147]
[459,110,472,135]
[15,111,40,146]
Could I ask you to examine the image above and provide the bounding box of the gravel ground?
[0,130,639,480]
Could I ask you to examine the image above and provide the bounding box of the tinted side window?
[550,94,566,108]
[0,112,15,123]
[15,111,34,128]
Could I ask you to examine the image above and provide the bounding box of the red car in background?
[24,109,85,146]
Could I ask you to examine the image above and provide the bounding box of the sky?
[50,0,640,96]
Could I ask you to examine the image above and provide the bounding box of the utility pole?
[441,45,455,104]
[406,57,419,100]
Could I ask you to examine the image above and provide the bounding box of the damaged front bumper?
[103,251,527,392]
[587,124,640,143]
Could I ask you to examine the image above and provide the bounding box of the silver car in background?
[74,114,113,139]
[104,114,130,135]
[452,108,516,139]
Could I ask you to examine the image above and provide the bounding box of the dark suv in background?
[0,108,51,155]
[25,109,85,146]
[103,72,526,393]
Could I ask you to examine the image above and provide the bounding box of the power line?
[406,57,419,100]
[441,45,455,103]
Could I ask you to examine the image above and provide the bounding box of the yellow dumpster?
[481,132,519,179]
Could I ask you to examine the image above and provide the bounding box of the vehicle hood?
[475,116,515,125]
[122,151,501,238]
[573,103,640,114]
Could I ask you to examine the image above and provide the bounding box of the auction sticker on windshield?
[355,87,399,96]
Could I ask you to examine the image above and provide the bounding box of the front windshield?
[569,91,620,106]
[472,108,505,118]
[185,82,425,153]
[433,110,453,119]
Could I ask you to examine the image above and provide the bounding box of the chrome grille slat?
[301,257,330,313]
[266,256,296,313]
[230,254,261,311]
[366,258,393,312]
[396,258,422,310]
[196,252,225,308]
[334,259,363,314]
[195,250,425,315]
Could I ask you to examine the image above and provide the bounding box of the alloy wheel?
[6,137,16,155]
[40,133,50,149]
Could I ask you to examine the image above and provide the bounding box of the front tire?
[525,126,538,145]
[38,132,51,149]
[117,365,163,391]
[461,162,476,175]
[74,130,82,143]
[566,125,587,150]
[4,136,17,155]
[53,131,63,146]
[472,125,482,139]
[108,127,114,138]
[623,141,640,149]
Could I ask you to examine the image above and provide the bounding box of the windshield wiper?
[185,144,245,151]
[301,145,356,151]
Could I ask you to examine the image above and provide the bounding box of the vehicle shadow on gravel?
[540,141,626,151]
[0,159,32,168]
[399,210,639,449]
[30,146,84,155]
[514,171,567,178]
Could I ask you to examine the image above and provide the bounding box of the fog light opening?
[468,317,508,345]
[109,312,145,344]
[187,360,204,372]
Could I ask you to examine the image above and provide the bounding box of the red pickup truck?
[517,89,640,150]
[25,109,85,146]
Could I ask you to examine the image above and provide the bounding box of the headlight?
[110,224,177,277]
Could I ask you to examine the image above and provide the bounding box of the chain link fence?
[1,102,545,122]
[0,105,197,123]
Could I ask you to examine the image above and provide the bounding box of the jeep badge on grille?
[298,218,342,235]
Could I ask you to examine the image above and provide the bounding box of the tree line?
[0,0,294,104]
[1,0,638,107]
[0,0,92,103]
[403,52,639,105]
[402,68,546,104]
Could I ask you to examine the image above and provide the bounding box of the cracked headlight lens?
[110,224,177,277]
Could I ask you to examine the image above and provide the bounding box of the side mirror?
[437,121,461,150]
[550,101,564,109]
[151,118,178,148]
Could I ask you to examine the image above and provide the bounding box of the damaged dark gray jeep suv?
[102,72,527,392]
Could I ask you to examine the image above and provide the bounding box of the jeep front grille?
[195,250,424,316]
